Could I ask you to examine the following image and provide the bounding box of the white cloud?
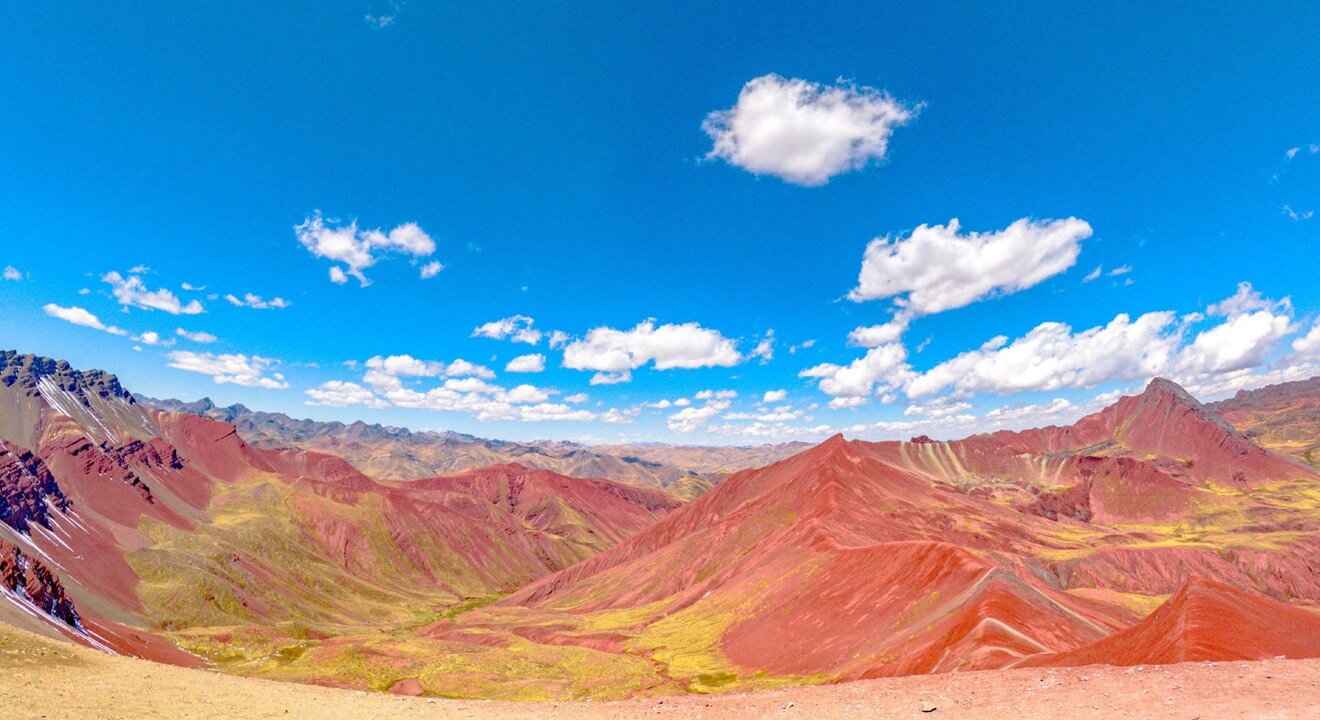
[1108,265,1132,277]
[446,359,495,378]
[137,331,161,346]
[984,398,1075,423]
[361,354,495,390]
[1174,309,1294,378]
[702,74,918,186]
[43,304,128,336]
[294,211,437,287]
[800,342,910,400]
[1293,320,1320,357]
[102,271,204,315]
[848,318,908,347]
[849,217,1092,316]
[1083,265,1103,283]
[505,353,546,373]
[1285,144,1319,161]
[176,328,218,343]
[166,351,289,389]
[750,330,775,364]
[420,260,444,279]
[180,282,204,291]
[548,330,571,349]
[1207,281,1289,317]
[725,408,803,422]
[306,381,388,408]
[562,320,742,379]
[601,407,640,425]
[902,283,1296,400]
[763,389,788,403]
[3,266,22,281]
[563,393,589,404]
[788,339,816,354]
[590,371,631,385]
[672,398,692,407]
[224,293,291,310]
[903,400,973,418]
[695,389,738,400]
[365,1,402,29]
[472,315,541,345]
[667,398,732,434]
[906,311,1180,398]
[1283,205,1314,221]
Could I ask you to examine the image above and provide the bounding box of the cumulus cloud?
[102,271,204,315]
[800,342,910,402]
[505,353,546,373]
[983,398,1076,424]
[848,217,1092,316]
[763,389,788,403]
[305,381,388,408]
[472,315,541,344]
[361,354,495,391]
[703,74,918,186]
[667,398,732,434]
[137,331,162,346]
[847,318,909,347]
[295,211,437,287]
[3,266,22,281]
[420,260,444,279]
[561,320,742,380]
[322,364,592,422]
[43,304,127,336]
[750,330,775,364]
[1293,319,1320,357]
[224,293,291,310]
[903,400,973,419]
[176,328,218,343]
[166,351,289,389]
[805,282,1302,412]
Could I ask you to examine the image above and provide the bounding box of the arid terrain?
[4,350,1320,712]
[4,623,1318,720]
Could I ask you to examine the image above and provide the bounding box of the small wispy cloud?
[365,1,404,29]
[1284,204,1315,221]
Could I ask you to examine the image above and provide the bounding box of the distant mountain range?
[137,394,810,499]
[3,348,1320,700]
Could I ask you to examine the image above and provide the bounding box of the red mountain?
[501,379,1320,689]
[0,351,679,668]
[1027,578,1320,666]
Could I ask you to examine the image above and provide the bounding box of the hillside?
[140,395,808,499]
[4,350,1320,700]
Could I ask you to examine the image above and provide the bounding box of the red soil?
[1028,578,1320,666]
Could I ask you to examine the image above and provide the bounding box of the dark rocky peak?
[1,350,135,404]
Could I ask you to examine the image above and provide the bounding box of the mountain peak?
[1143,377,1198,403]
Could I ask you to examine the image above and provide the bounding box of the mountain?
[4,350,1320,700]
[1025,578,1320,667]
[1209,376,1320,467]
[0,350,679,677]
[487,378,1320,691]
[139,395,808,499]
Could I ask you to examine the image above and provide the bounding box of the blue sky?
[2,2,1318,444]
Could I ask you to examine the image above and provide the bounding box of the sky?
[1,2,1318,445]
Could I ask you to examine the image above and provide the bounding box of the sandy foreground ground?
[2,626,1318,720]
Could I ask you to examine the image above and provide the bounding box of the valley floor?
[4,625,1317,720]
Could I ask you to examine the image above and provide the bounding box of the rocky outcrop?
[0,541,81,628]
[0,439,70,533]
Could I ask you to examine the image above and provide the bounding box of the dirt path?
[3,625,1317,719]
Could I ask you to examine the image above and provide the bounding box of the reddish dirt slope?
[1029,578,1320,666]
